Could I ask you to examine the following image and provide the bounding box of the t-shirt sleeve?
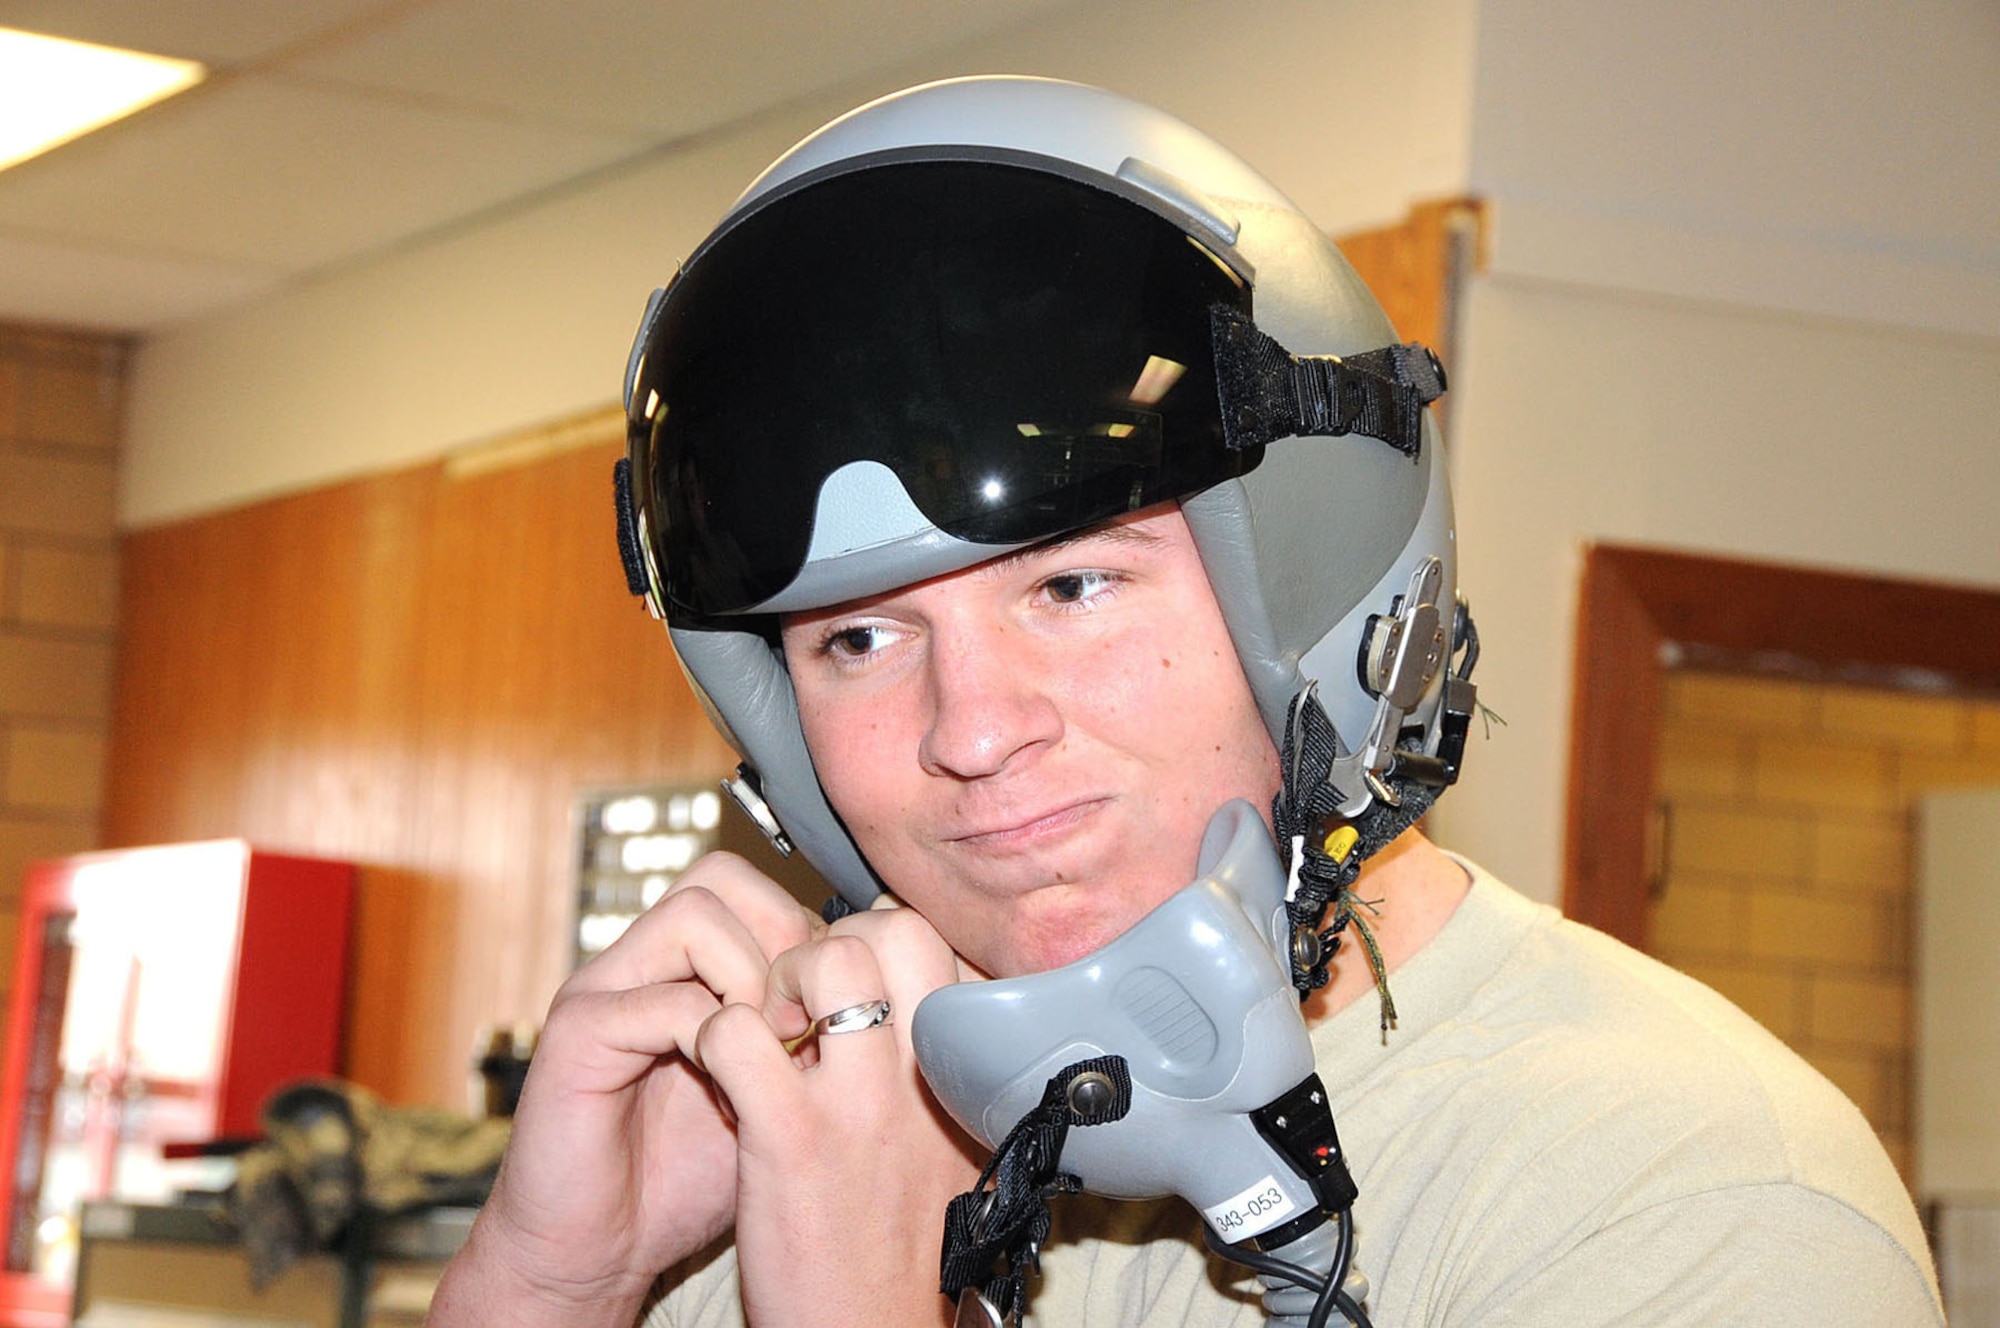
[636,1242,746,1328]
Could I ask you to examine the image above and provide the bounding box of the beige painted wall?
[1467,0,1999,342]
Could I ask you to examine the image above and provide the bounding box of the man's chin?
[990,894,1156,978]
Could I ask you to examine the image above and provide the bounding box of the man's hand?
[703,902,985,1328]
[430,853,817,1328]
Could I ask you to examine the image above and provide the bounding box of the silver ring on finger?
[813,999,892,1037]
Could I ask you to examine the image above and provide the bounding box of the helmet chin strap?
[1273,559,1479,1022]
[1272,720,1441,1030]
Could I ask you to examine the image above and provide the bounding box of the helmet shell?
[650,76,1455,908]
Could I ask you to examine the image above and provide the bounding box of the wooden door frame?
[1565,545,2000,947]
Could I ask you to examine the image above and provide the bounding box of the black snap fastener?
[1067,1071,1115,1119]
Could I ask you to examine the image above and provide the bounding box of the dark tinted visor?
[626,158,1260,617]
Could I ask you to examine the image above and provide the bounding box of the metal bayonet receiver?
[1323,557,1448,818]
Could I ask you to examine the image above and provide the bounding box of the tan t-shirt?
[645,862,1942,1326]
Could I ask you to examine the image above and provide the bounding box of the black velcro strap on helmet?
[1211,305,1445,457]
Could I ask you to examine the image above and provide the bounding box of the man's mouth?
[948,796,1111,851]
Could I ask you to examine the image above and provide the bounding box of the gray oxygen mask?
[911,798,1355,1249]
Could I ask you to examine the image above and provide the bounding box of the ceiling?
[0,0,1080,336]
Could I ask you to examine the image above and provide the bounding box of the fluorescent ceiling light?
[0,26,205,173]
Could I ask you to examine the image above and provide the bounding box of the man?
[431,77,1939,1326]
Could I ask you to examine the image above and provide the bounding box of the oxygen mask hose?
[913,800,1377,1327]
[1204,1210,1373,1328]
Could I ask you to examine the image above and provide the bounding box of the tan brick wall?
[0,323,126,1014]
[1650,671,2000,1183]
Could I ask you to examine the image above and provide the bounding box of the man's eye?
[1043,570,1113,604]
[826,625,888,657]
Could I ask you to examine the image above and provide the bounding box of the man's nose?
[918,622,1062,779]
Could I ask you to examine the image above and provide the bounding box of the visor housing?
[626,158,1261,619]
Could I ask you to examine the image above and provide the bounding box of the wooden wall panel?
[109,467,436,1099]
[398,442,731,1101]
[105,435,731,1108]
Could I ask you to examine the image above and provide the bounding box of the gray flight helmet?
[623,75,1461,911]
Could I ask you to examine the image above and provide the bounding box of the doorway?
[1565,544,2000,1183]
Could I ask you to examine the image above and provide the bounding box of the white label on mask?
[1201,1174,1301,1240]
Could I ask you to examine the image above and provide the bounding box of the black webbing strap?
[938,1056,1132,1325]
[1211,305,1446,458]
[1271,690,1441,1029]
[612,458,652,597]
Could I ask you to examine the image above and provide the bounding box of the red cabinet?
[0,842,353,1326]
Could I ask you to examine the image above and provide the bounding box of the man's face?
[781,504,1281,978]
